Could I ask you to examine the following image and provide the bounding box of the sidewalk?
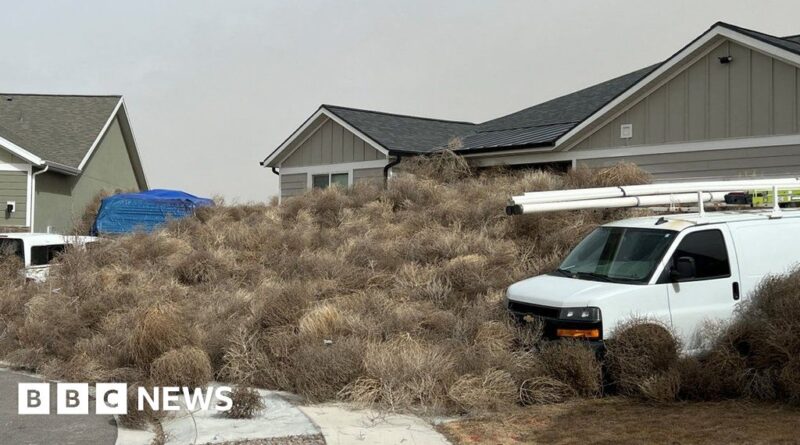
[116,388,319,445]
[116,387,450,445]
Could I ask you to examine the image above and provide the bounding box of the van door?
[660,226,740,350]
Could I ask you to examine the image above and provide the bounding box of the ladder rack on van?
[506,177,800,216]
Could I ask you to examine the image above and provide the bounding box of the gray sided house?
[263,22,800,199]
[261,105,473,199]
[0,94,148,233]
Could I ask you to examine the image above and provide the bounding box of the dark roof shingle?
[477,65,658,134]
[323,105,475,154]
[0,94,121,168]
[269,22,800,161]
[717,23,800,56]
[784,35,800,45]
[320,65,658,155]
[447,65,658,152]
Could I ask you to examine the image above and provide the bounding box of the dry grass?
[605,320,681,401]
[3,153,800,419]
[149,346,213,388]
[448,369,518,413]
[224,386,266,419]
[537,340,602,397]
[127,304,200,367]
[438,397,800,445]
[72,190,114,235]
[676,268,800,403]
[518,377,576,405]
[0,157,700,419]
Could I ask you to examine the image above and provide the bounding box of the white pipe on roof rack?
[511,177,800,205]
[513,192,729,214]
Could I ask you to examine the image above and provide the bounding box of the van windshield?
[555,227,676,284]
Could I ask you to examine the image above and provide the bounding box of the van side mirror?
[670,256,696,282]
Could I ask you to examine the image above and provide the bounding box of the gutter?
[29,166,49,233]
[384,154,403,187]
[43,161,81,175]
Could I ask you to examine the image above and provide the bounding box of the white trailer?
[0,233,98,282]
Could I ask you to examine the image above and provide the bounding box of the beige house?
[263,22,800,200]
[0,94,148,233]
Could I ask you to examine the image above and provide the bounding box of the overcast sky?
[2,1,800,202]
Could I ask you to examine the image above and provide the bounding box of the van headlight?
[558,307,601,322]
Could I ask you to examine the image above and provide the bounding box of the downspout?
[30,165,49,233]
[271,167,279,176]
[383,154,402,187]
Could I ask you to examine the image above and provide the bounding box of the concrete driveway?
[0,368,117,445]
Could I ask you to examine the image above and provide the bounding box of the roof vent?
[5,97,12,101]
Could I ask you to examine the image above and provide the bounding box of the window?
[312,174,330,189]
[30,244,66,266]
[669,230,730,280]
[557,227,676,284]
[0,238,24,261]
[312,173,349,189]
[331,173,348,188]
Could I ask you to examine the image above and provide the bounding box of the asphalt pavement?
[0,368,117,445]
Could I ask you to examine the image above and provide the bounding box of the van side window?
[671,230,730,280]
[30,244,66,266]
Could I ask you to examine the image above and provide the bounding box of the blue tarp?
[92,189,214,235]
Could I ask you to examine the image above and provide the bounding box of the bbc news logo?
[19,383,233,415]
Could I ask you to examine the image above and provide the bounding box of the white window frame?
[310,171,352,189]
[279,159,388,190]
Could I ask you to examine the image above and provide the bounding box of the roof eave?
[0,134,44,166]
[43,161,81,175]
[456,142,556,156]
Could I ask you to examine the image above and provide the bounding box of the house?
[0,94,148,233]
[263,22,800,200]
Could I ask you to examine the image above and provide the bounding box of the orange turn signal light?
[556,328,601,340]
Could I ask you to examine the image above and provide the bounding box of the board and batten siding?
[280,173,308,198]
[574,39,800,151]
[278,117,388,200]
[578,144,800,182]
[0,171,29,227]
[282,119,383,167]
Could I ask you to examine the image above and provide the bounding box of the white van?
[506,210,800,351]
[0,233,98,282]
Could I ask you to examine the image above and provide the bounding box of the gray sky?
[2,0,799,202]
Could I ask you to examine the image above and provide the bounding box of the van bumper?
[508,301,603,343]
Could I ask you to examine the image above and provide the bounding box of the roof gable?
[282,118,384,167]
[0,94,122,169]
[556,22,800,151]
[262,105,474,166]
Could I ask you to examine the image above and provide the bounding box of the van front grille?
[507,300,559,319]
